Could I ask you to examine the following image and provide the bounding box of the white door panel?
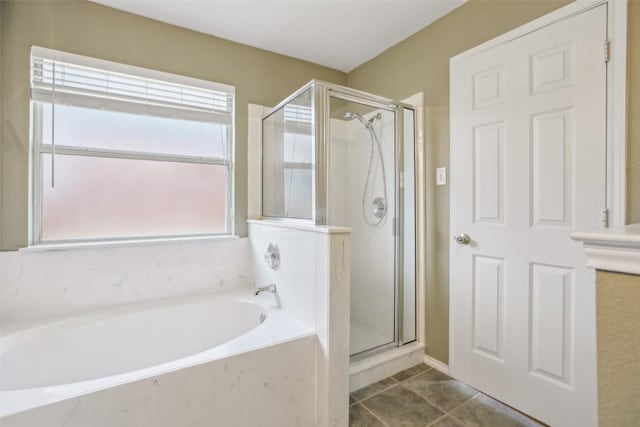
[451,5,606,426]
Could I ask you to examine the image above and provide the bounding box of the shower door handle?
[454,233,471,245]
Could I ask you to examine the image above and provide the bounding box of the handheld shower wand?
[343,111,388,227]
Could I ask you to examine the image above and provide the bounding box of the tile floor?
[349,363,544,427]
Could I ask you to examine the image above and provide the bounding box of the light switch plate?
[436,167,447,186]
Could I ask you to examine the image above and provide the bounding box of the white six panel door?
[450,5,607,426]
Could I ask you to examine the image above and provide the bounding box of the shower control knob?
[372,197,387,219]
[264,242,281,270]
[454,233,471,245]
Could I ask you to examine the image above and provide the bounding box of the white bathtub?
[0,288,316,424]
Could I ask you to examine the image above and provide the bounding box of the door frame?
[448,0,628,376]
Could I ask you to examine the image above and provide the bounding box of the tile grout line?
[352,364,458,426]
[352,363,431,402]
[359,402,391,427]
[352,379,399,403]
[353,364,544,427]
[438,390,481,416]
[397,369,481,422]
[442,393,542,427]
[355,365,433,427]
[397,383,452,419]
[445,409,469,426]
[424,414,449,427]
[398,381,461,416]
[358,381,454,427]
[349,394,360,406]
[393,366,433,383]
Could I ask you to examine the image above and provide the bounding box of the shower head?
[344,111,381,128]
[343,111,366,125]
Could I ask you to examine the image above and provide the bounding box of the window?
[29,47,235,244]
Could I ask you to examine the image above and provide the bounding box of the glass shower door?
[327,96,397,356]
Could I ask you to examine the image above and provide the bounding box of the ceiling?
[90,0,466,72]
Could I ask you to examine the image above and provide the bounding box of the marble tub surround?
[0,237,250,323]
[1,218,351,426]
[248,219,352,426]
[349,363,543,427]
[3,333,317,427]
[1,287,312,418]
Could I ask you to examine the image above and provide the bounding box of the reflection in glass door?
[262,88,313,220]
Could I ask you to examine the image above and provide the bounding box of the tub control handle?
[264,243,280,270]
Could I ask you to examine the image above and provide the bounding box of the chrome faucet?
[255,284,277,296]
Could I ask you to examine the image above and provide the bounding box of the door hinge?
[603,40,610,63]
[602,208,610,228]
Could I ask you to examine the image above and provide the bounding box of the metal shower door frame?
[261,80,417,358]
[315,81,417,359]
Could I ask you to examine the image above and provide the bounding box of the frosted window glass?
[40,103,229,158]
[41,154,227,241]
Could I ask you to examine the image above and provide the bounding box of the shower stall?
[262,80,417,358]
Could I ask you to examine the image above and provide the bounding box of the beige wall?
[0,0,346,250]
[596,271,640,426]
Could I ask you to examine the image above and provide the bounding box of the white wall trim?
[571,224,640,275]
[402,92,426,347]
[607,0,628,226]
[580,247,640,275]
[452,0,609,63]
[247,104,268,221]
[247,219,351,235]
[423,354,449,375]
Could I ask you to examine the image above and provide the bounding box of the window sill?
[20,234,241,253]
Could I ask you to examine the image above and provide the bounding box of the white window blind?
[30,47,234,124]
[283,104,312,137]
[284,104,312,125]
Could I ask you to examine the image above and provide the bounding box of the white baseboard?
[423,354,449,375]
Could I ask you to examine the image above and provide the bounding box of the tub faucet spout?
[255,284,277,296]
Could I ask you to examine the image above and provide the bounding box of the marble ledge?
[247,219,352,235]
[19,235,241,253]
[571,224,640,275]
